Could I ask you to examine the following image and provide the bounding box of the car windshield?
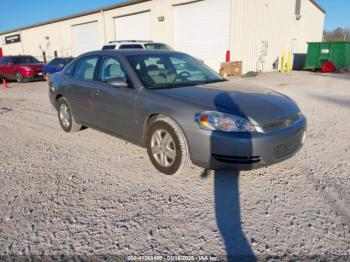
[127,53,224,89]
[144,43,172,50]
[12,56,40,64]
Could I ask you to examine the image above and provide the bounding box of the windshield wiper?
[191,79,226,85]
[152,82,192,89]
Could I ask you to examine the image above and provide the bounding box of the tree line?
[323,27,350,41]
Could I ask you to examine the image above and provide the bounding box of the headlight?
[195,111,259,132]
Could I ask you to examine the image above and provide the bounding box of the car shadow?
[214,170,256,261]
[201,169,255,261]
[201,92,256,261]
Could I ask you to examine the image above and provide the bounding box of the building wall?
[294,0,325,53]
[0,12,102,61]
[231,0,324,73]
[0,0,324,72]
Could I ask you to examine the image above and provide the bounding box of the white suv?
[102,41,173,50]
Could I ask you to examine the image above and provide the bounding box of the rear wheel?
[147,117,190,175]
[57,97,82,133]
[15,71,24,83]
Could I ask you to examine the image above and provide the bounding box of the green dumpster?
[304,41,350,70]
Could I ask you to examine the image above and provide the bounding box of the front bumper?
[22,71,44,81]
[26,73,44,80]
[184,117,307,170]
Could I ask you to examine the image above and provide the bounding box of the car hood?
[155,81,300,125]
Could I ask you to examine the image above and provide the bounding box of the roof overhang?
[309,0,326,14]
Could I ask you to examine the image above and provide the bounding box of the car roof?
[83,49,185,56]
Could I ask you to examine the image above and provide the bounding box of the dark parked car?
[49,50,306,175]
[43,57,74,80]
[0,55,44,82]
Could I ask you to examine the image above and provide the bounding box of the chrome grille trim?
[262,113,302,132]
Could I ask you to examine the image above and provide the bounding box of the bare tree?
[323,27,350,41]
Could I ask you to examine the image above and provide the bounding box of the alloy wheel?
[59,103,71,128]
[150,129,177,167]
[16,72,22,82]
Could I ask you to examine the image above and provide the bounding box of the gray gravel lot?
[0,71,349,260]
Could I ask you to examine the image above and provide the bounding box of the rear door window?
[64,61,76,77]
[74,56,98,81]
[119,44,144,49]
[144,43,172,50]
[99,57,127,83]
[12,56,39,64]
[102,45,116,50]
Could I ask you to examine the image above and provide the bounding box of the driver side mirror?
[108,79,129,88]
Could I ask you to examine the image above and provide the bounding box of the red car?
[0,55,44,82]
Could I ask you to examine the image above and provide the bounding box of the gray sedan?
[49,50,306,175]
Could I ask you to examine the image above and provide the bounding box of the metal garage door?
[73,21,100,56]
[114,12,151,41]
[174,0,231,72]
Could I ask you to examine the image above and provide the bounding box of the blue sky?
[317,0,350,30]
[0,0,123,32]
[0,0,349,33]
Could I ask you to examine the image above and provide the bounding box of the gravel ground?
[0,71,349,260]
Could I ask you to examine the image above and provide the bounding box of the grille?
[273,134,302,159]
[212,154,261,164]
[262,113,302,132]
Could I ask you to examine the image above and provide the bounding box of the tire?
[146,117,190,175]
[57,97,82,133]
[15,71,24,83]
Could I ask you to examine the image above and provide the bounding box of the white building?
[0,0,325,73]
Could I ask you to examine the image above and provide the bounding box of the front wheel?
[15,71,24,83]
[147,118,190,175]
[57,97,82,133]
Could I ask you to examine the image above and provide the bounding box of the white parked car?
[102,40,173,50]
